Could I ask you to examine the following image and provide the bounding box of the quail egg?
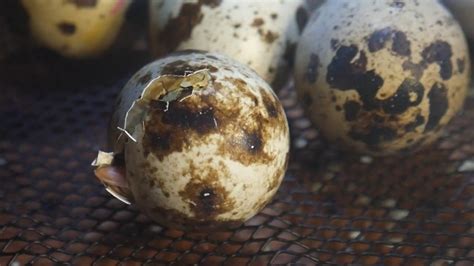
[21,0,130,58]
[295,0,471,155]
[148,0,310,87]
[93,51,290,229]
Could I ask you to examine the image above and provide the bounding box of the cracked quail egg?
[93,51,290,229]
[148,0,310,87]
[295,0,471,156]
[21,0,130,58]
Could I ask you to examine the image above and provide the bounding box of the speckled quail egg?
[93,51,290,229]
[21,0,130,58]
[294,0,471,155]
[443,0,474,41]
[148,0,311,87]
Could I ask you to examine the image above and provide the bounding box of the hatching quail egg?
[21,0,130,58]
[148,0,311,87]
[93,51,290,229]
[295,0,471,156]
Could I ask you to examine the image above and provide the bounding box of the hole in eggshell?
[118,69,212,144]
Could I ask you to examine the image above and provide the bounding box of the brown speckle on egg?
[262,30,279,44]
[390,1,405,8]
[251,18,264,27]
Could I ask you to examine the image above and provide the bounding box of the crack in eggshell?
[119,69,212,144]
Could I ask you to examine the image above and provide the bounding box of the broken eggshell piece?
[91,151,131,205]
[94,51,290,229]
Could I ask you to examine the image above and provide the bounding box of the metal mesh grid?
[0,58,473,265]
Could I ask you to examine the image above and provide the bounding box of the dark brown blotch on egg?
[343,101,361,121]
[421,41,453,80]
[425,82,449,132]
[178,162,235,220]
[261,91,280,118]
[296,6,309,33]
[57,22,76,35]
[368,27,392,52]
[152,0,223,56]
[392,31,411,56]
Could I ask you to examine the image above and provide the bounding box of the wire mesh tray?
[0,55,473,265]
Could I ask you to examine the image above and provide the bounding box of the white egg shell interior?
[110,51,290,227]
[149,0,308,85]
[295,0,470,155]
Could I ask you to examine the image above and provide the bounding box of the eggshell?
[148,0,309,87]
[295,0,471,155]
[21,0,130,58]
[106,51,290,229]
